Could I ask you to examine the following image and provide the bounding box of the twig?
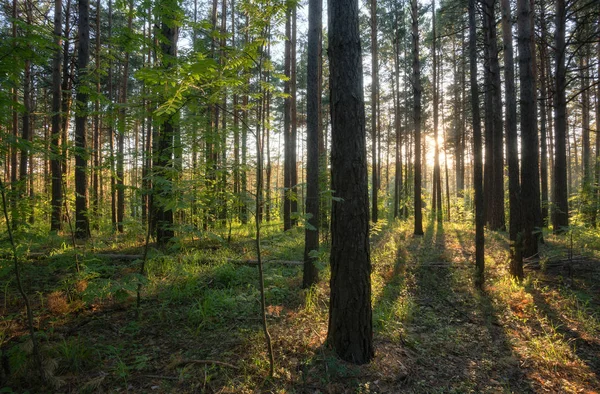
[143,374,179,381]
[136,218,152,318]
[0,179,42,377]
[171,359,240,370]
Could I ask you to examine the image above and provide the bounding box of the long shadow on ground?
[391,219,535,393]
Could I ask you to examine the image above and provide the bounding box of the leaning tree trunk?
[327,0,374,364]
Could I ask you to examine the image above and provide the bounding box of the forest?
[0,0,599,391]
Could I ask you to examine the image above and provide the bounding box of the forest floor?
[1,218,600,393]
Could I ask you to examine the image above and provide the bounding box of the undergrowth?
[0,219,598,392]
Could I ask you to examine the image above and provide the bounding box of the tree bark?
[412,0,423,236]
[154,3,178,245]
[469,0,485,289]
[370,0,379,223]
[552,0,569,233]
[75,0,91,239]
[327,0,374,364]
[501,0,523,279]
[283,7,292,231]
[483,0,505,231]
[116,0,133,233]
[303,0,322,288]
[518,0,539,256]
[431,0,442,222]
[51,0,63,232]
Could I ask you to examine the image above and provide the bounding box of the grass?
[0,219,599,392]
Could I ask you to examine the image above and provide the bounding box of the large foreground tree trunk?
[468,0,484,288]
[327,0,374,364]
[75,0,91,239]
[370,0,378,223]
[154,3,178,245]
[501,0,522,279]
[552,0,569,232]
[411,0,423,235]
[50,0,63,232]
[303,0,322,288]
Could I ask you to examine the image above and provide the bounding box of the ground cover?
[1,219,599,393]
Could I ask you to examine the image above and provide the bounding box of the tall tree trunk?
[370,0,378,223]
[51,0,63,232]
[19,0,32,226]
[75,0,90,239]
[154,2,178,245]
[431,0,442,222]
[412,0,423,236]
[60,0,72,194]
[283,7,292,230]
[501,0,523,279]
[10,0,18,226]
[303,0,321,288]
[108,0,117,231]
[327,0,374,364]
[393,14,402,220]
[241,13,249,225]
[290,8,298,227]
[595,36,600,228]
[553,0,568,232]
[580,55,590,187]
[218,0,228,223]
[538,7,550,226]
[116,0,133,233]
[469,0,485,289]
[91,0,101,230]
[483,0,505,231]
[517,0,538,256]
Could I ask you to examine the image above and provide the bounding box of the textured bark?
[393,13,402,220]
[538,8,550,226]
[116,0,133,233]
[290,8,298,227]
[370,0,378,223]
[108,0,117,231]
[75,0,91,239]
[303,0,321,288]
[91,0,101,230]
[431,0,442,222]
[154,6,178,245]
[595,37,600,228]
[469,0,485,288]
[411,0,423,236]
[51,0,63,232]
[283,8,292,230]
[517,0,538,256]
[501,0,522,279]
[552,0,568,232]
[580,56,590,186]
[10,0,18,225]
[327,0,374,364]
[483,0,505,231]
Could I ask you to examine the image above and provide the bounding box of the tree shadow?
[525,282,600,383]
[396,219,535,392]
